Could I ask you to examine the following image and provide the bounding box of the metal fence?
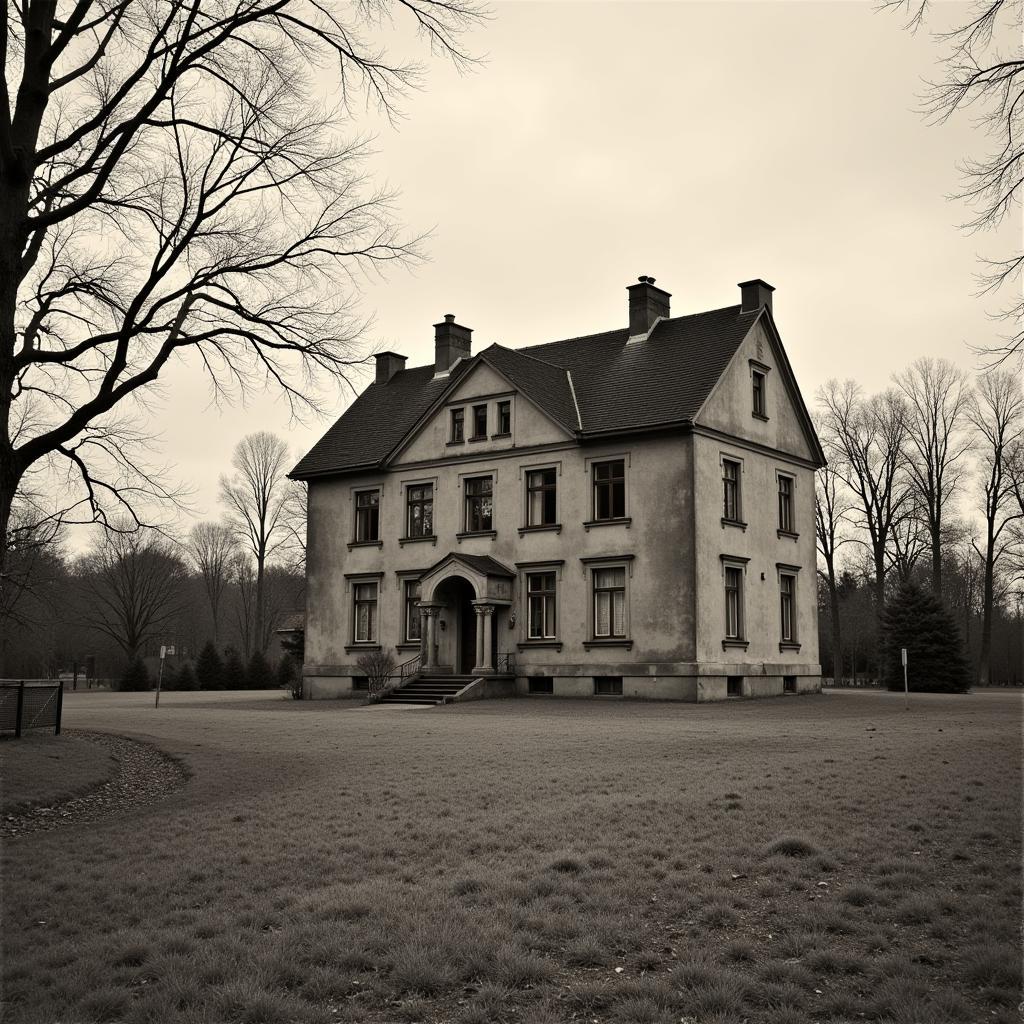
[0,681,64,737]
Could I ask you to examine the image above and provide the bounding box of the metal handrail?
[398,653,421,681]
[495,652,516,674]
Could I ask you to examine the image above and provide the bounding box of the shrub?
[763,835,823,859]
[222,648,247,690]
[195,642,224,690]
[175,663,199,691]
[119,658,151,692]
[246,650,275,689]
[356,650,396,698]
[276,656,302,699]
[880,581,970,692]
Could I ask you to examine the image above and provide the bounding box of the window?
[593,567,626,638]
[778,475,794,533]
[593,460,626,520]
[497,400,511,435]
[406,483,433,538]
[528,676,554,695]
[450,408,465,443]
[354,490,380,542]
[752,370,766,417]
[724,565,744,640]
[727,676,743,697]
[783,676,797,694]
[527,572,557,639]
[780,573,796,643]
[722,459,741,523]
[464,476,493,532]
[404,580,422,642]
[352,676,369,691]
[353,582,378,643]
[594,676,623,696]
[472,404,488,439]
[526,468,557,526]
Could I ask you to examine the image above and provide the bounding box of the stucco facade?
[296,277,823,701]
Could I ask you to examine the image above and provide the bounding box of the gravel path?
[1,730,189,840]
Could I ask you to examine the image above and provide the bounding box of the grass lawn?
[2,689,1020,1024]
[0,730,117,814]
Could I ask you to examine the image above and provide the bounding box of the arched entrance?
[434,575,477,674]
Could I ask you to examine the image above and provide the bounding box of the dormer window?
[450,408,465,443]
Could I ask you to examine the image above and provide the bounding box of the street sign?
[901,648,907,666]
[901,648,909,708]
[160,645,167,660]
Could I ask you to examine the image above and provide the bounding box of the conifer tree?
[119,658,151,692]
[247,650,276,690]
[881,581,970,693]
[176,664,200,692]
[195,643,224,691]
[222,649,248,691]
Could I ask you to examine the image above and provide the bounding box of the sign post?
[155,645,166,708]
[901,647,909,709]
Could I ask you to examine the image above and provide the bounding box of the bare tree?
[0,0,480,581]
[885,1,1023,364]
[818,381,911,617]
[893,357,973,597]
[970,368,1024,684]
[187,521,237,647]
[82,529,188,663]
[220,432,291,654]
[815,459,854,683]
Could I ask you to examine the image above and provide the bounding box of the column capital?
[417,602,442,617]
[472,601,496,616]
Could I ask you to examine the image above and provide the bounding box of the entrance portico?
[417,553,514,675]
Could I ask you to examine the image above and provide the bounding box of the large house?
[291,276,825,701]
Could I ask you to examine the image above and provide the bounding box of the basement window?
[784,676,797,694]
[528,676,554,695]
[727,676,743,698]
[352,676,369,691]
[594,676,623,696]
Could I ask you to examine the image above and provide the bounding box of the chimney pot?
[375,350,407,384]
[434,314,473,373]
[738,279,775,314]
[627,276,671,339]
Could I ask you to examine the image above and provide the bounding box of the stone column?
[418,603,440,672]
[473,602,495,674]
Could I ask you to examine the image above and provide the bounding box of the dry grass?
[2,688,1021,1024]
[0,730,116,813]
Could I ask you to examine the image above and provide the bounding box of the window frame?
[405,482,434,539]
[525,467,558,527]
[721,457,743,525]
[591,458,627,522]
[592,565,627,639]
[471,403,488,440]
[403,578,423,643]
[463,474,494,533]
[528,676,554,695]
[450,407,465,443]
[594,676,623,696]
[352,580,379,644]
[496,400,512,436]
[749,359,770,421]
[353,488,380,543]
[526,571,557,640]
[720,555,749,649]
[777,471,798,537]
[777,562,802,651]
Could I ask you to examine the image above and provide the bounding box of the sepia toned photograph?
[1,1,1021,1022]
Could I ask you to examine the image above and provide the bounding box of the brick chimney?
[738,279,774,314]
[434,314,472,374]
[375,351,407,383]
[627,276,671,340]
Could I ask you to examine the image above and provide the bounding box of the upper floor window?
[526,468,557,526]
[472,404,488,439]
[353,582,378,643]
[593,460,626,520]
[450,408,465,443]
[778,475,794,533]
[497,400,511,435]
[527,572,557,639]
[752,369,767,417]
[354,490,379,542]
[779,573,796,644]
[724,565,744,640]
[406,484,433,538]
[593,567,626,638]
[722,459,742,523]
[464,476,493,533]
[404,580,422,642]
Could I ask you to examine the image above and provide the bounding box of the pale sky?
[126,1,1013,538]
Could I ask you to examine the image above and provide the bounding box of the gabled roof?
[422,552,515,580]
[291,304,773,479]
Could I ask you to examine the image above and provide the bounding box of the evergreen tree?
[276,655,297,690]
[247,650,275,689]
[176,663,200,691]
[222,648,248,690]
[119,658,151,692]
[195,642,224,691]
[881,581,970,693]
[159,663,178,691]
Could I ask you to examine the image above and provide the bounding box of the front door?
[458,590,477,673]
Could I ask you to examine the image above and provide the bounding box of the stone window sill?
[468,435,487,443]
[779,641,802,652]
[347,539,383,550]
[399,535,437,546]
[518,524,562,536]
[344,644,382,654]
[583,517,632,530]
[517,641,563,651]
[446,439,465,447]
[491,432,511,440]
[753,412,770,422]
[583,638,633,650]
[777,529,800,541]
[456,530,497,541]
[721,518,747,531]
[722,639,750,650]
[396,642,421,652]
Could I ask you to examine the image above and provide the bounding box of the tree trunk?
[978,535,995,687]
[829,581,843,685]
[930,521,943,599]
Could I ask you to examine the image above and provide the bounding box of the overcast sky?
[133,1,1011,538]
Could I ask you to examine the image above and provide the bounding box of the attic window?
[750,361,770,420]
[450,408,465,443]
[472,404,488,439]
[496,400,511,436]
